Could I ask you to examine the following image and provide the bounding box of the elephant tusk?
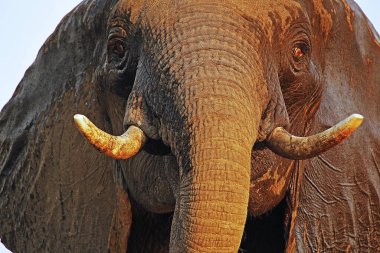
[73,114,147,159]
[267,114,364,160]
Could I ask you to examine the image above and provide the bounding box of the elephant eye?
[292,43,309,62]
[293,47,303,59]
[107,26,129,61]
[108,39,127,59]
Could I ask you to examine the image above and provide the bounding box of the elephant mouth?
[143,138,172,156]
[73,113,363,248]
[73,113,363,161]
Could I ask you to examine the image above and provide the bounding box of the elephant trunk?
[168,77,261,252]
[159,10,264,249]
[172,133,254,252]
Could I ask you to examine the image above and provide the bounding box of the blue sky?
[0,0,83,111]
[0,0,379,252]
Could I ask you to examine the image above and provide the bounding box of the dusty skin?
[0,0,379,253]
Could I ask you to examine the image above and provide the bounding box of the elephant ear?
[288,1,380,251]
[0,1,130,252]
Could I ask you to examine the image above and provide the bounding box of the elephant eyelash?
[108,26,128,40]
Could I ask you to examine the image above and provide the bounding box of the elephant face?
[2,0,376,253]
[71,0,363,251]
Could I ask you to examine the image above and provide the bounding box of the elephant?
[0,0,379,252]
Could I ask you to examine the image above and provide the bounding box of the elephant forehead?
[115,0,306,34]
[113,0,146,24]
[310,0,333,41]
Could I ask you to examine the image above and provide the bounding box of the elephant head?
[0,0,378,253]
[73,0,364,252]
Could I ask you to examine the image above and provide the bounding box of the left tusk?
[73,114,147,159]
[266,114,364,160]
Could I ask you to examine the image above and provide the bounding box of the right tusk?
[267,114,364,160]
[74,114,147,159]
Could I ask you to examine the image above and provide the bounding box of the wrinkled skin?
[0,0,379,252]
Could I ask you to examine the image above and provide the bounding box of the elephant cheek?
[248,157,295,215]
